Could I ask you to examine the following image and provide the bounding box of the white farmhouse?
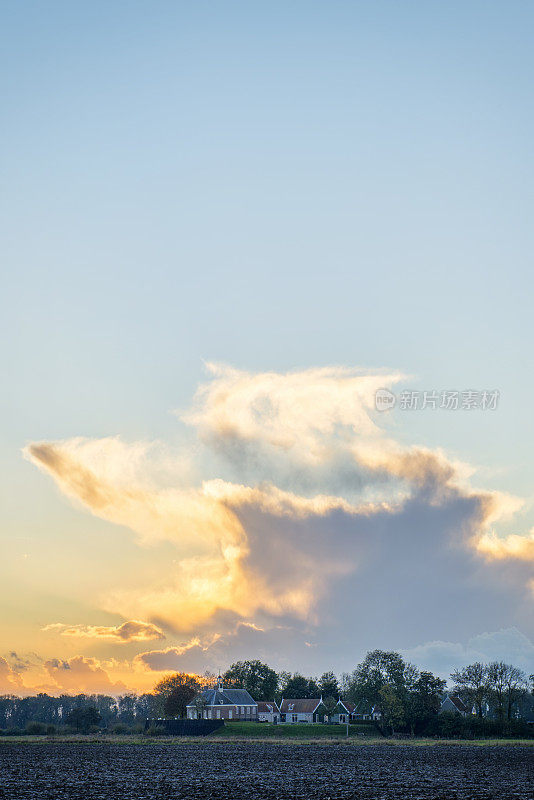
[280,698,327,723]
[256,701,281,723]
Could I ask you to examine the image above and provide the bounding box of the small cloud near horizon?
[42,620,166,643]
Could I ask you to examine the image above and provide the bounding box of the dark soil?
[0,742,532,799]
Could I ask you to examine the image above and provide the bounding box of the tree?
[322,695,338,719]
[487,662,527,721]
[153,673,202,718]
[117,693,137,724]
[451,663,487,718]
[163,685,197,718]
[135,693,157,721]
[344,650,407,705]
[378,685,405,735]
[318,671,339,701]
[223,660,278,701]
[486,661,508,721]
[504,665,527,721]
[280,673,320,699]
[403,663,420,691]
[405,671,446,735]
[65,706,101,732]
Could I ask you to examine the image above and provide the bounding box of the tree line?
[0,692,156,734]
[1,651,532,736]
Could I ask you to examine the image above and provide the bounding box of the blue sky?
[1,2,533,691]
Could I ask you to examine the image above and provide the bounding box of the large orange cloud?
[0,654,151,696]
[23,365,533,676]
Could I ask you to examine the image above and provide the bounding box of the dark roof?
[257,701,280,713]
[280,698,322,714]
[338,700,355,713]
[221,688,257,705]
[186,686,257,708]
[447,695,469,713]
[353,699,373,714]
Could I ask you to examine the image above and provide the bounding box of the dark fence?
[191,715,258,722]
[145,718,224,736]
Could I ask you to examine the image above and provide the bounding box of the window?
[292,714,298,723]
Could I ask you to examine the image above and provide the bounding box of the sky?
[1,1,533,695]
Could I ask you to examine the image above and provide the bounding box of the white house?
[256,701,280,723]
[280,698,327,723]
[330,700,356,724]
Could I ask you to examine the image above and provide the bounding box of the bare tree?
[450,663,487,718]
[501,664,527,720]
[486,662,526,720]
[486,662,508,721]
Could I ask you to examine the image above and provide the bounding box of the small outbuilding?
[256,701,281,723]
[352,699,382,721]
[439,695,470,717]
[330,700,356,724]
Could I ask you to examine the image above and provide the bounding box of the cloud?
[43,656,127,694]
[402,628,534,680]
[0,653,136,697]
[24,364,534,676]
[476,529,534,562]
[135,638,214,673]
[0,657,24,692]
[135,622,305,675]
[42,620,166,643]
[26,441,363,629]
[183,364,404,460]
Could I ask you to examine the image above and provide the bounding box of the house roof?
[337,700,355,713]
[280,698,322,714]
[446,695,469,714]
[257,701,280,713]
[353,699,373,714]
[186,686,257,708]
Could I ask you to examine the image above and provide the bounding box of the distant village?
[184,676,531,727]
[172,651,534,736]
[185,676,381,724]
[1,650,533,737]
